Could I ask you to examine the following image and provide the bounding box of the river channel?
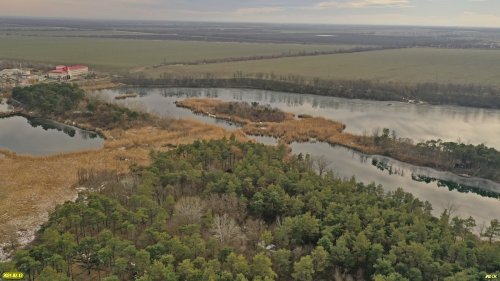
[94,87,500,225]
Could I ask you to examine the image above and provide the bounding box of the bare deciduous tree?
[443,201,459,219]
[207,194,247,223]
[313,155,332,176]
[244,218,267,249]
[211,213,244,245]
[174,196,205,224]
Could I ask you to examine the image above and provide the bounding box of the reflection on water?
[411,174,500,199]
[28,118,100,140]
[92,87,500,225]
[0,116,104,156]
[95,87,500,149]
[95,88,239,131]
[372,158,406,176]
[290,142,500,226]
[372,158,500,199]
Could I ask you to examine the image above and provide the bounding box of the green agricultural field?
[147,47,500,86]
[0,29,148,37]
[0,35,356,71]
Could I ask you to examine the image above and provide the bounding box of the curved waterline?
[97,87,500,149]
[0,116,104,156]
[93,87,500,225]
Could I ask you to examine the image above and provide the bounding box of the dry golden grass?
[176,99,231,117]
[77,79,122,92]
[0,118,247,248]
[179,98,382,154]
[244,118,379,153]
[176,98,294,125]
[0,97,377,251]
[243,117,342,143]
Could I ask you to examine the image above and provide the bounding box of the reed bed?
[0,118,245,245]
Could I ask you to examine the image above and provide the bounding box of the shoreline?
[1,94,498,263]
[176,98,500,185]
[120,76,500,110]
[0,118,245,261]
[0,106,107,139]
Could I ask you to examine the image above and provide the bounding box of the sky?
[2,0,500,27]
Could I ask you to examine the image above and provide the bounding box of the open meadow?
[146,47,500,87]
[0,35,357,71]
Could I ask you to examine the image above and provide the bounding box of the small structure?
[0,69,23,77]
[48,69,70,79]
[0,67,37,87]
[48,65,89,79]
[0,66,31,78]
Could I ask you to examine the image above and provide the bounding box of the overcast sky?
[3,0,500,27]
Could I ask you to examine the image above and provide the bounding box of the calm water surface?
[93,87,500,226]
[93,89,240,131]
[0,99,11,112]
[290,142,500,225]
[251,135,279,146]
[0,116,104,156]
[96,88,500,149]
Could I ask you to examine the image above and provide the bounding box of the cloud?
[235,7,283,15]
[2,0,500,27]
[314,0,411,9]
[458,11,500,26]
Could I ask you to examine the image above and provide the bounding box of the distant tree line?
[0,60,54,72]
[151,46,392,68]
[92,32,493,49]
[121,73,500,109]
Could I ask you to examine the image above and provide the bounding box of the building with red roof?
[48,65,89,79]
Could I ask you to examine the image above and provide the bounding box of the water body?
[93,89,240,131]
[0,99,11,113]
[251,135,279,146]
[93,87,500,225]
[96,88,500,149]
[290,142,500,224]
[0,116,104,156]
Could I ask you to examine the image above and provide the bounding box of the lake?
[96,87,500,149]
[0,116,104,156]
[94,87,500,226]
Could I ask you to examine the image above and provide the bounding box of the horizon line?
[1,15,500,30]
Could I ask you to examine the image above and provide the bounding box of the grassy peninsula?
[176,98,500,184]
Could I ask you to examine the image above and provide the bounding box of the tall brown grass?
[176,98,294,125]
[0,117,247,247]
[179,98,383,155]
